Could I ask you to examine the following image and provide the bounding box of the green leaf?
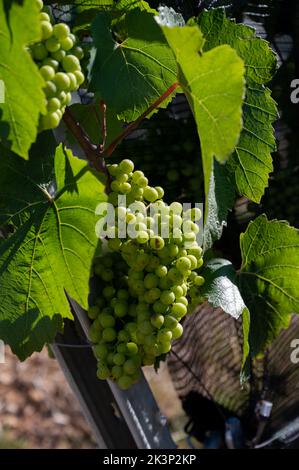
[0,0,46,158]
[239,215,299,356]
[201,258,248,320]
[0,136,106,359]
[159,21,245,245]
[197,8,276,85]
[228,85,277,202]
[91,10,177,122]
[203,159,235,251]
[197,8,278,203]
[114,0,156,13]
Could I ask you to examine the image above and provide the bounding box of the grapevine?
[30,0,85,131]
[88,159,205,389]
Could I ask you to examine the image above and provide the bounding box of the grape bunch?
[88,159,205,389]
[31,0,85,131]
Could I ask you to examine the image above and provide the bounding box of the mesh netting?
[167,305,299,441]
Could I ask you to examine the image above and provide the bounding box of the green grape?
[111,366,123,379]
[157,329,172,343]
[53,23,70,40]
[67,72,78,91]
[102,327,117,342]
[194,275,205,287]
[155,186,164,199]
[144,273,158,289]
[36,0,43,9]
[40,112,60,130]
[118,330,130,343]
[43,80,57,97]
[40,65,55,81]
[172,285,184,298]
[132,170,144,182]
[137,176,148,188]
[42,58,59,70]
[74,70,85,85]
[114,300,128,317]
[172,323,183,340]
[121,182,132,194]
[150,236,165,251]
[113,353,126,366]
[143,186,159,202]
[41,21,53,40]
[94,343,108,359]
[119,159,134,173]
[150,314,164,329]
[117,375,133,390]
[40,12,50,22]
[99,314,115,328]
[97,364,110,380]
[54,72,71,91]
[47,97,61,112]
[126,342,138,355]
[158,341,171,354]
[164,315,178,330]
[188,246,203,259]
[62,54,80,72]
[171,303,187,319]
[176,296,188,307]
[147,288,160,302]
[103,286,116,299]
[51,49,66,62]
[170,202,183,214]
[72,46,84,60]
[176,256,192,273]
[60,36,74,51]
[155,265,168,278]
[45,36,61,53]
[160,290,175,306]
[123,359,138,375]
[32,43,48,60]
[88,305,100,320]
[187,254,198,270]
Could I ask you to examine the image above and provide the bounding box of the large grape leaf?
[158,21,245,248]
[197,8,278,203]
[90,10,177,122]
[0,0,46,159]
[238,215,299,357]
[0,136,106,359]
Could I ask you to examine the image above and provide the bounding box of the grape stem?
[63,108,108,174]
[63,82,180,185]
[102,82,180,158]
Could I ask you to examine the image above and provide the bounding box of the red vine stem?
[63,108,107,174]
[102,82,180,157]
[63,82,180,177]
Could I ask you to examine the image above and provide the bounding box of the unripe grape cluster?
[88,159,205,390]
[31,0,85,131]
